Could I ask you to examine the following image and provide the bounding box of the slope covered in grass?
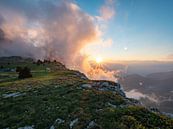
[0,57,173,129]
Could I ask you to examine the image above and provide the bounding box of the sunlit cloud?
[167,54,173,61]
[99,0,115,20]
[125,89,159,103]
[0,0,118,81]
[0,0,100,61]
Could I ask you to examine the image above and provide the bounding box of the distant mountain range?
[147,71,173,80]
[119,71,173,113]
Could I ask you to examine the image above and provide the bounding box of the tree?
[36,59,42,65]
[18,67,32,79]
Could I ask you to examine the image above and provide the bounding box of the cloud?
[0,0,100,64]
[0,0,119,81]
[100,6,115,20]
[167,54,173,60]
[99,0,115,20]
[125,89,159,103]
[101,38,113,47]
[87,62,118,81]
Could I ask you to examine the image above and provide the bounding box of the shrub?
[36,59,43,65]
[16,66,22,72]
[18,67,32,79]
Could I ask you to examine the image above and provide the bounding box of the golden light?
[95,57,103,64]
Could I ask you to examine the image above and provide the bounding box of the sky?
[76,0,173,61]
[0,0,173,80]
[0,0,173,62]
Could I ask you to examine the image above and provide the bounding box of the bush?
[16,66,22,72]
[18,67,32,79]
[36,59,43,65]
[43,59,51,63]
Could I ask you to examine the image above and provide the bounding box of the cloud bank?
[0,0,100,64]
[0,0,119,81]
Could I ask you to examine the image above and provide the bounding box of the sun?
[95,57,103,64]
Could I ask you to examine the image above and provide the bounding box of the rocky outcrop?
[69,118,78,129]
[81,80,126,97]
[2,92,26,98]
[50,118,65,129]
[72,71,88,80]
[85,121,101,129]
[17,125,34,129]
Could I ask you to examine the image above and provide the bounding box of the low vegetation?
[18,67,32,79]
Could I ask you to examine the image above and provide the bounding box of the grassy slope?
[0,59,173,129]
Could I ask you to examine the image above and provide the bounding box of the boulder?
[69,118,78,129]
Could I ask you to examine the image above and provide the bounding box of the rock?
[100,82,109,87]
[125,98,141,106]
[81,81,126,97]
[107,102,117,108]
[46,67,51,72]
[73,71,88,80]
[18,125,34,129]
[69,118,78,129]
[81,84,92,89]
[54,118,65,124]
[92,81,126,97]
[50,125,55,129]
[163,112,173,118]
[116,88,126,97]
[81,76,88,80]
[149,107,160,113]
[86,121,96,129]
[2,92,25,98]
[96,109,103,112]
[54,85,59,88]
[50,118,65,129]
[85,121,101,129]
[119,104,128,108]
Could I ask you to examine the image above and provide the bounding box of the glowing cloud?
[99,0,115,20]
[0,0,118,81]
[0,0,99,63]
[125,89,159,103]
